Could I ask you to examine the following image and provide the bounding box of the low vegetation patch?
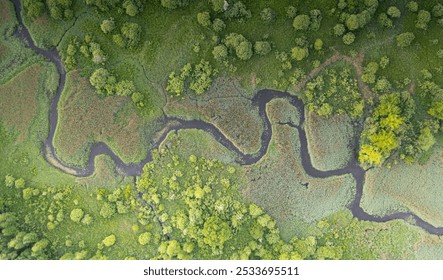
[362,148,443,227]
[305,111,354,171]
[242,108,356,239]
[0,64,42,141]
[165,76,264,154]
[53,71,157,168]
[159,129,239,164]
[266,98,301,126]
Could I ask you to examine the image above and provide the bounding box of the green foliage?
[85,0,121,12]
[236,41,253,60]
[6,0,443,261]
[212,45,228,61]
[285,6,297,19]
[342,32,355,45]
[202,216,232,250]
[309,9,322,31]
[432,4,443,17]
[138,232,151,245]
[359,92,415,167]
[378,13,393,28]
[396,32,415,48]
[210,0,224,13]
[23,0,45,18]
[189,60,214,95]
[5,175,15,188]
[224,33,253,61]
[81,214,93,226]
[416,10,431,30]
[70,208,84,223]
[362,61,379,84]
[166,63,191,97]
[89,68,139,100]
[136,146,294,259]
[89,68,115,95]
[102,234,116,247]
[302,66,363,119]
[167,61,214,96]
[122,0,144,16]
[197,12,211,27]
[291,47,308,61]
[407,1,418,12]
[387,6,401,18]
[254,41,271,56]
[15,178,25,189]
[314,39,323,51]
[428,101,443,120]
[260,8,275,24]
[333,24,345,37]
[42,0,74,20]
[120,22,141,49]
[100,19,116,34]
[417,127,436,152]
[346,14,359,30]
[114,80,136,97]
[100,203,116,219]
[224,1,251,22]
[212,18,225,32]
[160,0,189,10]
[293,15,310,31]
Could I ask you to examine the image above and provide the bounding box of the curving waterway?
[11,0,443,235]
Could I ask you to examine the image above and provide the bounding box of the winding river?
[11,0,443,236]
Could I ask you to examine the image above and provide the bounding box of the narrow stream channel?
[10,0,443,236]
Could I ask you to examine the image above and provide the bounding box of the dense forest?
[1,0,443,259]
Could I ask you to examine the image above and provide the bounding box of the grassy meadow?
[159,129,239,164]
[305,111,355,171]
[165,76,264,154]
[362,148,443,227]
[242,102,356,240]
[53,71,159,168]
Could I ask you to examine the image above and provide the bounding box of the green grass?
[159,129,239,164]
[53,71,160,168]
[0,65,74,189]
[266,97,301,126]
[165,76,264,154]
[242,119,356,240]
[305,111,354,171]
[0,0,43,84]
[0,64,42,142]
[415,234,443,260]
[75,154,131,188]
[4,0,443,260]
[362,147,443,227]
[362,0,443,87]
[44,185,155,260]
